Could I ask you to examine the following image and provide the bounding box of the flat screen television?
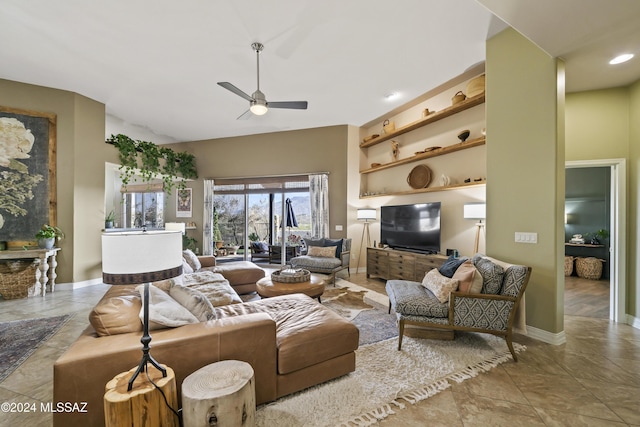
[380,202,441,254]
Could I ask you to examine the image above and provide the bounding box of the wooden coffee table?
[256,274,326,302]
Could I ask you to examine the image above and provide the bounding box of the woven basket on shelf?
[575,257,603,280]
[0,259,39,300]
[564,256,574,277]
[271,268,311,284]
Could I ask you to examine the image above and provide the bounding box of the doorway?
[565,159,626,322]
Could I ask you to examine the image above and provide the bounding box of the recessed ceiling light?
[384,92,399,101]
[609,53,634,65]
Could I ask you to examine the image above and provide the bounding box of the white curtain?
[309,173,329,238]
[203,179,214,255]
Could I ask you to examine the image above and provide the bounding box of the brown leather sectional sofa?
[53,272,359,426]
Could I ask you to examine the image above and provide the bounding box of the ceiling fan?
[218,42,308,119]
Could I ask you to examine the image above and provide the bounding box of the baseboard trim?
[55,278,104,291]
[627,314,640,329]
[524,325,566,345]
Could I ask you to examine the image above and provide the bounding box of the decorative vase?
[38,237,55,249]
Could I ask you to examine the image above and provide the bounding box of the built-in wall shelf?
[360,180,485,199]
[359,93,485,148]
[565,243,604,248]
[360,137,485,174]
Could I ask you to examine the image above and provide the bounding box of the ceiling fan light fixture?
[609,53,634,65]
[250,102,268,115]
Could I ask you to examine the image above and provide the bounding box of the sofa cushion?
[290,255,342,272]
[452,260,483,294]
[473,255,505,294]
[213,294,359,375]
[421,268,459,303]
[307,246,337,258]
[386,280,448,318]
[438,255,469,278]
[183,249,202,271]
[169,284,216,321]
[136,283,198,330]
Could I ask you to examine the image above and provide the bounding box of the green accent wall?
[486,28,566,334]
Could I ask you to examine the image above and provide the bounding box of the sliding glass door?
[213,176,311,264]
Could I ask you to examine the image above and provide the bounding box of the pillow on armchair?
[324,238,344,257]
[307,246,338,258]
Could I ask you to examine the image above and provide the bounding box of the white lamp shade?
[102,231,183,285]
[463,203,486,220]
[357,208,377,221]
[165,222,186,234]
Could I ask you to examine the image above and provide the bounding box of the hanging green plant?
[106,134,198,194]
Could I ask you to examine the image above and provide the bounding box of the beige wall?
[486,28,566,335]
[163,125,349,253]
[630,80,640,318]
[565,85,639,320]
[0,78,114,283]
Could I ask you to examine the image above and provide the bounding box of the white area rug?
[256,330,525,427]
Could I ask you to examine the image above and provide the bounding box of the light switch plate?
[515,232,538,243]
[335,225,343,231]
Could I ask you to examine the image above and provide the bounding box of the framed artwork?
[176,188,192,218]
[0,106,57,244]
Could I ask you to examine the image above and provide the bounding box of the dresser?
[366,247,446,281]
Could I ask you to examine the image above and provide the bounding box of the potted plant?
[35,224,64,249]
[105,211,115,229]
[589,229,609,245]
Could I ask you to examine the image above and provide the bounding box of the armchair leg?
[506,335,518,362]
[398,319,405,350]
[388,302,391,314]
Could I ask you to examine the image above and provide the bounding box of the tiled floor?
[1,273,639,426]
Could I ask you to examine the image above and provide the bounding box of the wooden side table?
[0,247,60,296]
[104,364,179,427]
[182,360,255,427]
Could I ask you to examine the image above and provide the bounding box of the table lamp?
[102,230,183,390]
[463,203,486,254]
[356,208,377,272]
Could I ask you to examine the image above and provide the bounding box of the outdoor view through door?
[212,175,312,264]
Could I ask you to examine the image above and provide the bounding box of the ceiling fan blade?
[237,109,252,120]
[218,82,254,102]
[267,101,308,110]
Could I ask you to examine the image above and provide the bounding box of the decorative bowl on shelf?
[370,162,382,168]
[457,130,470,142]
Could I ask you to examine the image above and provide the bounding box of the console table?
[367,247,447,281]
[0,247,61,296]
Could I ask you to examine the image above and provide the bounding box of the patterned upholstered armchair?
[386,254,531,361]
[290,238,351,284]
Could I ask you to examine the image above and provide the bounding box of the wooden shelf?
[360,93,485,148]
[360,180,485,199]
[360,137,485,174]
[565,243,604,248]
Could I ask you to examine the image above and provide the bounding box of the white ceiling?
[1,0,639,144]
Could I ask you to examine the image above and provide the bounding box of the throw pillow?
[182,259,194,274]
[136,283,199,330]
[421,268,459,303]
[152,276,183,293]
[324,238,344,258]
[452,260,483,294]
[303,238,324,252]
[182,249,201,271]
[307,245,338,258]
[438,255,469,278]
[472,255,505,294]
[169,284,216,321]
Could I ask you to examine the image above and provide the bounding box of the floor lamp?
[356,208,376,273]
[102,230,183,391]
[463,203,486,254]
